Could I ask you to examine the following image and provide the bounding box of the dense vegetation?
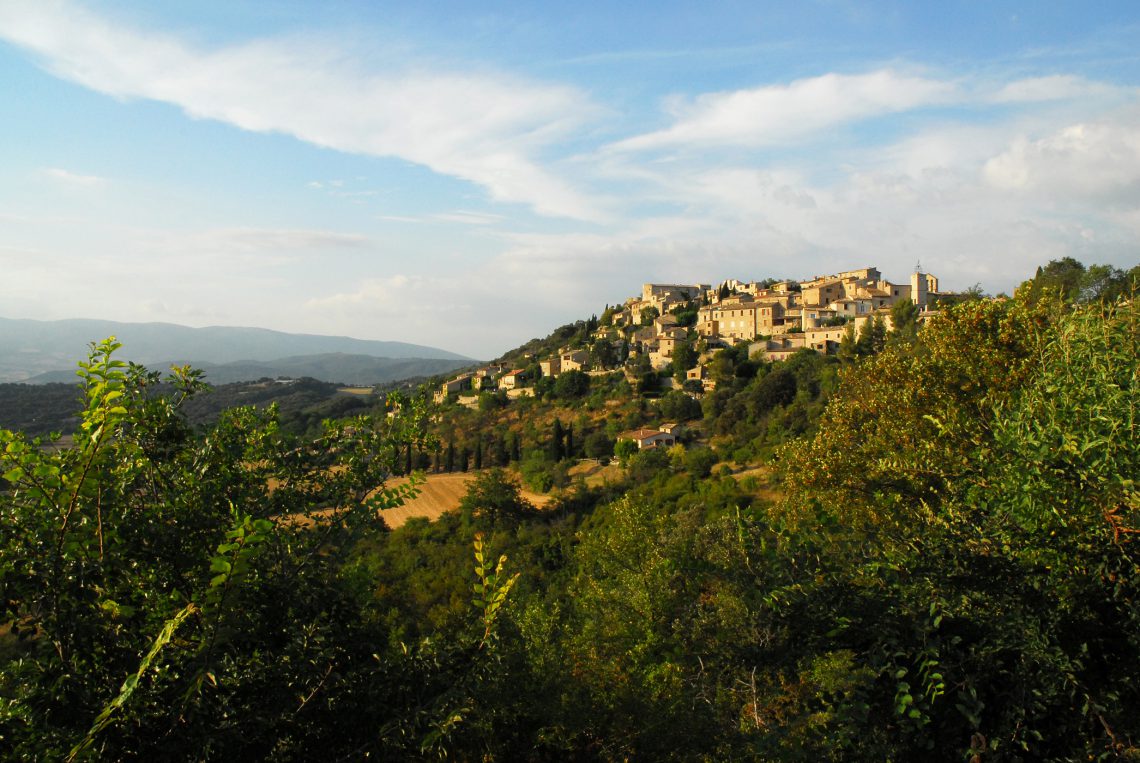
[2,262,1137,760]
[0,376,424,439]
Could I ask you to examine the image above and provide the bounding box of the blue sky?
[2,1,1138,358]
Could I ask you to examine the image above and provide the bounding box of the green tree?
[456,468,535,525]
[889,298,919,341]
[583,431,614,460]
[549,419,565,461]
[590,338,617,369]
[837,323,858,363]
[614,438,638,465]
[671,340,698,382]
[553,369,590,398]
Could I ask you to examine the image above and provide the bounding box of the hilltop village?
[436,265,950,404]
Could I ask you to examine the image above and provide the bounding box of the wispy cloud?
[0,1,604,220]
[42,167,105,186]
[611,70,959,152]
[987,74,1124,103]
[433,211,505,226]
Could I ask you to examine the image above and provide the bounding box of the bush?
[683,447,719,478]
[552,370,590,398]
[520,453,555,492]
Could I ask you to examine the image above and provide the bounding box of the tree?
[553,369,590,399]
[639,306,660,326]
[550,419,566,461]
[671,340,698,382]
[474,438,483,470]
[614,437,638,465]
[857,316,887,356]
[837,323,858,363]
[1021,256,1086,303]
[657,389,702,422]
[631,352,658,396]
[708,349,735,385]
[583,431,614,459]
[590,338,617,370]
[889,298,920,342]
[456,468,534,524]
[748,366,796,416]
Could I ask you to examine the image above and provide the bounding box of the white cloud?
[0,0,603,220]
[42,167,105,186]
[611,70,958,151]
[987,75,1123,104]
[984,119,1140,202]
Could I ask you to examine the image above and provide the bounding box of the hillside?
[0,316,475,382]
[1,259,1137,760]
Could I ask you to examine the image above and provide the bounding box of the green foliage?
[613,437,638,464]
[1020,256,1139,305]
[889,297,919,341]
[458,468,535,524]
[671,339,699,380]
[656,389,702,422]
[472,533,520,647]
[552,369,590,399]
[0,338,530,760]
[769,295,1140,758]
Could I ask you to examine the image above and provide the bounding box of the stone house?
[498,369,528,390]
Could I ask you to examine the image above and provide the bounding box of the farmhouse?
[617,428,677,450]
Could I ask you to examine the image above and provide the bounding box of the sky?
[1,1,1139,359]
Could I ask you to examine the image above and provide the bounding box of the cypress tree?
[475,439,484,470]
[550,419,565,461]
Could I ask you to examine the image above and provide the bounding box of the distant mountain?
[0,317,475,383]
[23,353,472,386]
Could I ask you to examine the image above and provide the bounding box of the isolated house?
[617,428,677,450]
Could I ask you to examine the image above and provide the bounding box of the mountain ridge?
[22,352,472,386]
[0,316,476,382]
